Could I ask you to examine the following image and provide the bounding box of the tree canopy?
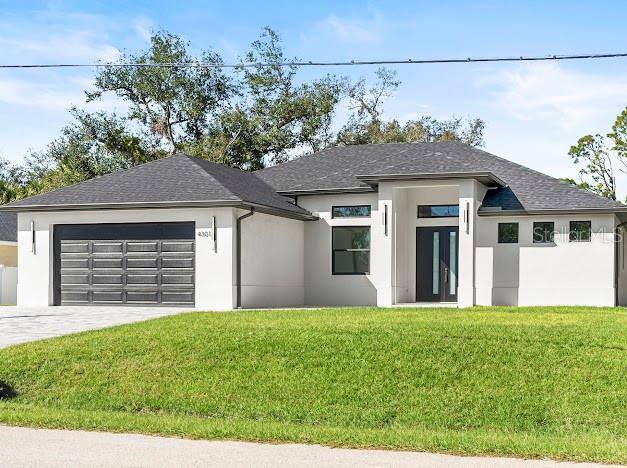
[0,28,485,203]
[566,107,627,201]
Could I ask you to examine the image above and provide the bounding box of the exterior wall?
[298,193,378,306]
[17,208,238,310]
[0,244,17,267]
[240,211,305,308]
[475,213,616,306]
[0,266,17,305]
[614,216,627,306]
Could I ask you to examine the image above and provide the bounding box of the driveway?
[0,426,620,468]
[0,306,190,348]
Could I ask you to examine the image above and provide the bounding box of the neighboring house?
[0,212,17,266]
[2,141,627,309]
[0,212,18,305]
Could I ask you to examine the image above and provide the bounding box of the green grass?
[0,307,626,463]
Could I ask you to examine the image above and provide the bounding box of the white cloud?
[133,17,154,43]
[478,62,627,129]
[317,10,384,45]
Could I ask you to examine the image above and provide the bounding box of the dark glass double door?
[416,226,458,302]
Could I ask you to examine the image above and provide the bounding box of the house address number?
[198,230,212,238]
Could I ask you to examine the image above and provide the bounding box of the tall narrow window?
[332,227,370,274]
[533,222,554,244]
[569,221,591,242]
[449,231,457,294]
[432,231,440,294]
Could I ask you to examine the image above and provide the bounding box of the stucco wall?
[17,208,237,310]
[475,213,616,306]
[298,193,378,306]
[240,211,305,308]
[0,244,17,267]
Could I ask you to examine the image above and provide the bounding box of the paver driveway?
[0,306,190,348]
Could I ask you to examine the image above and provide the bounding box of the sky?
[1,0,627,192]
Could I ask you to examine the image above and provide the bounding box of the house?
[0,212,18,304]
[2,141,626,309]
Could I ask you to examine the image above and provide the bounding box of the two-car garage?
[53,222,195,306]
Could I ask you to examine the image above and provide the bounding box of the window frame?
[498,222,519,244]
[331,205,371,219]
[417,204,460,219]
[569,220,592,242]
[331,226,371,275]
[533,221,555,244]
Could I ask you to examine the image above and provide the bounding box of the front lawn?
[0,307,625,463]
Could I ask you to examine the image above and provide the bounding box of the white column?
[458,181,477,307]
[373,184,394,306]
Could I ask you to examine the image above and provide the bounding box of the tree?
[567,107,627,200]
[188,28,344,168]
[87,31,233,154]
[337,67,485,147]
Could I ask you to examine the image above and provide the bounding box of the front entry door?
[416,226,458,302]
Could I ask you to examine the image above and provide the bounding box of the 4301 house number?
[197,230,212,238]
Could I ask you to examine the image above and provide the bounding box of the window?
[498,222,519,243]
[417,204,459,218]
[533,221,554,243]
[332,205,371,218]
[332,226,370,274]
[570,221,591,242]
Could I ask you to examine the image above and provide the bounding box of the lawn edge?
[0,403,624,464]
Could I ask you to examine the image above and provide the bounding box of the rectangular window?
[332,205,371,218]
[533,221,554,243]
[417,205,459,218]
[498,223,519,243]
[570,221,591,242]
[332,226,370,274]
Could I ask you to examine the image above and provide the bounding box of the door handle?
[444,267,448,282]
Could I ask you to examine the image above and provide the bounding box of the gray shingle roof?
[255,141,625,213]
[0,212,17,242]
[2,154,313,219]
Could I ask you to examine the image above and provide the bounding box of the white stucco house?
[2,141,627,309]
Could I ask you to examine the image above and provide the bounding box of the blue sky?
[1,0,627,190]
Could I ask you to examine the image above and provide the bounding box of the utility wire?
[1,52,627,69]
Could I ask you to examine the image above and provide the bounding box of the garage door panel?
[127,258,159,269]
[162,257,193,268]
[92,274,124,285]
[61,290,90,303]
[92,291,124,303]
[161,291,194,304]
[126,291,160,303]
[162,241,194,252]
[127,242,158,253]
[93,242,123,253]
[127,274,159,285]
[92,258,123,269]
[55,222,195,306]
[61,258,90,269]
[61,242,89,254]
[61,274,90,284]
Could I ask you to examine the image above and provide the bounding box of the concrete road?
[0,426,620,468]
[0,306,190,348]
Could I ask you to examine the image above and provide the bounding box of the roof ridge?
[182,154,244,202]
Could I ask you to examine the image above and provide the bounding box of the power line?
[1,52,627,69]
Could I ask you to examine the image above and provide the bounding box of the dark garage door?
[53,222,195,306]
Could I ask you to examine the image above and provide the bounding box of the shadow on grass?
[0,381,16,400]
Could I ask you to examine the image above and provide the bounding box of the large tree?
[0,29,488,204]
[337,67,485,147]
[567,107,627,201]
